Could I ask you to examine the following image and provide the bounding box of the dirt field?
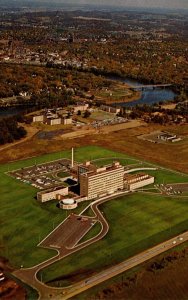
[100,120,145,133]
[0,278,26,300]
[0,257,26,300]
[0,123,187,174]
[88,246,188,300]
[161,103,177,109]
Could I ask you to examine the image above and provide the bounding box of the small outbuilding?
[59,198,78,210]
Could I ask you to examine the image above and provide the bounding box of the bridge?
[131,84,172,91]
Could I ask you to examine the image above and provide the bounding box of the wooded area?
[0,116,27,145]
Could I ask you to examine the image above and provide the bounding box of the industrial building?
[47,117,62,126]
[32,109,72,126]
[35,148,155,205]
[100,105,121,114]
[63,118,72,125]
[157,131,181,142]
[124,173,154,190]
[78,161,124,200]
[37,186,68,202]
[32,115,44,122]
[72,103,89,113]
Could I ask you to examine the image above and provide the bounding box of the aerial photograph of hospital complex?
[0,0,188,299]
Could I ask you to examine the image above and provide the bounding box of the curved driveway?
[13,192,120,299]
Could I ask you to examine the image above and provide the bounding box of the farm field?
[0,145,188,275]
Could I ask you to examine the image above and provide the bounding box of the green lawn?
[93,157,139,167]
[144,169,188,185]
[0,145,188,273]
[39,193,188,286]
[56,171,70,178]
[79,221,102,244]
[0,146,132,268]
[90,110,115,121]
[96,87,131,100]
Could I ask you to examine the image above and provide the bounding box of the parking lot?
[165,183,188,194]
[9,159,72,189]
[156,183,188,195]
[40,214,95,249]
[91,117,128,129]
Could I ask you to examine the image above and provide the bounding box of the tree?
[83,110,91,118]
[0,116,27,145]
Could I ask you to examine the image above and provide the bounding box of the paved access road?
[13,193,112,299]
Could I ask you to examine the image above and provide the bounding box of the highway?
[61,231,188,300]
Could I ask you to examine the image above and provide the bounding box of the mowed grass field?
[96,86,131,101]
[39,193,188,286]
[90,110,115,121]
[0,145,188,272]
[0,146,136,268]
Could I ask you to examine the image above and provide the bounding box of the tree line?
[0,116,27,145]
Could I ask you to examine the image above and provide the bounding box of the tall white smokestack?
[71,147,74,168]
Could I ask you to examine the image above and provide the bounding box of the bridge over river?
[131,84,172,91]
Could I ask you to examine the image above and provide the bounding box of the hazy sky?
[40,0,188,9]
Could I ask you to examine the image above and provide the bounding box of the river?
[0,107,27,119]
[113,77,176,107]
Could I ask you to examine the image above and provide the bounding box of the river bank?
[92,81,141,105]
[0,72,177,119]
[105,76,177,107]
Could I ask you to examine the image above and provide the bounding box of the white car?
[172,240,177,244]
